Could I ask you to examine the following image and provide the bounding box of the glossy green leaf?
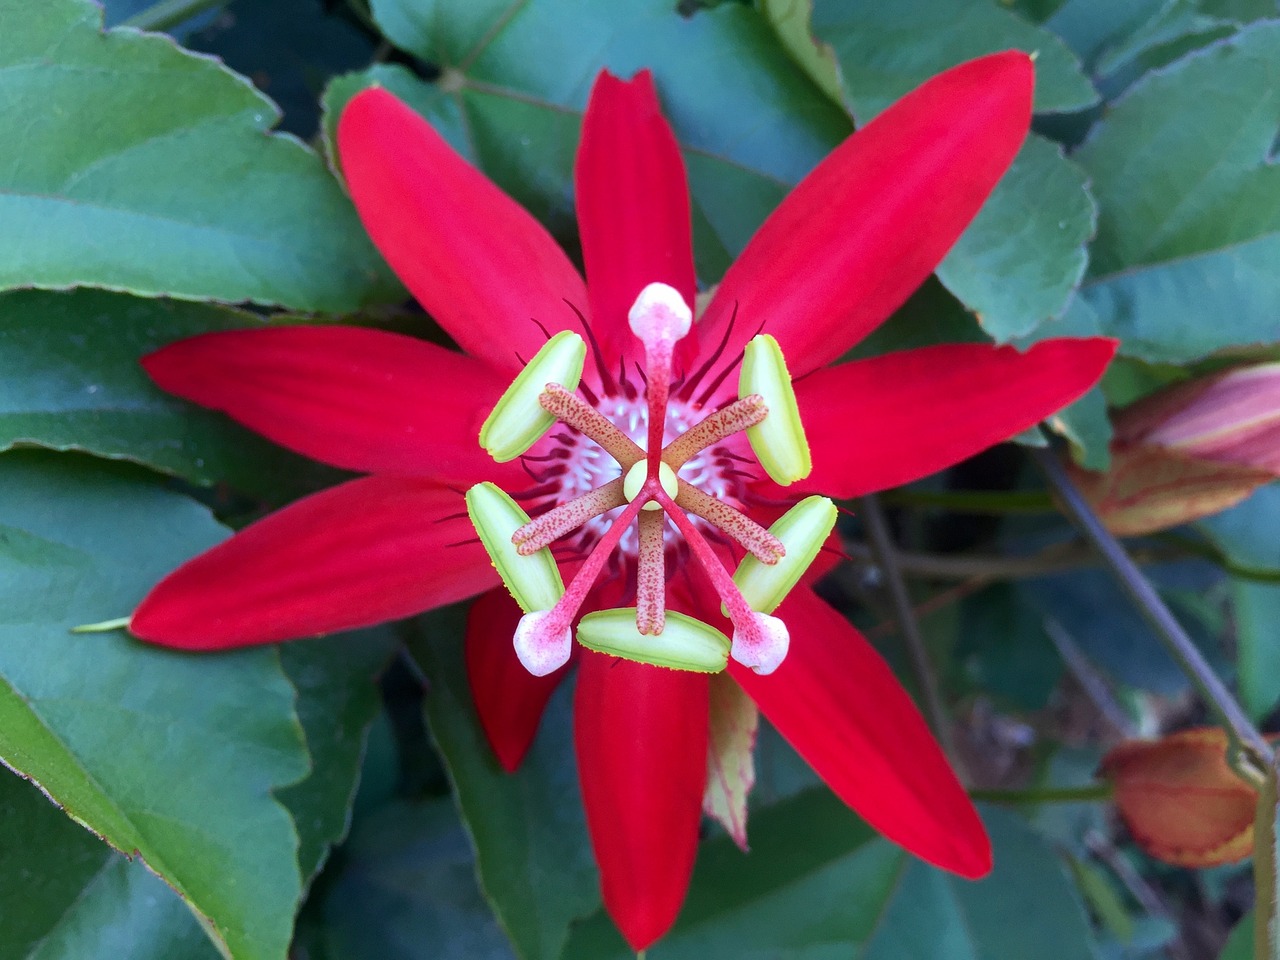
[315,796,515,960]
[941,135,1096,341]
[181,0,377,140]
[349,0,853,278]
[0,0,399,310]
[759,0,843,106]
[0,768,219,960]
[798,3,1098,342]
[0,289,336,498]
[576,608,730,672]
[0,451,310,960]
[809,0,1098,120]
[406,607,600,960]
[1202,484,1280,719]
[1076,21,1280,362]
[1044,0,1263,96]
[563,796,1099,959]
[277,628,401,889]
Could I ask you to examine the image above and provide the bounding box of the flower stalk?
[1032,442,1271,784]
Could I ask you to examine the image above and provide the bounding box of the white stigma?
[628,282,692,346]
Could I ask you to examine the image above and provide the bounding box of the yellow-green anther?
[465,482,565,612]
[732,496,836,614]
[739,333,811,485]
[577,608,730,673]
[479,331,586,462]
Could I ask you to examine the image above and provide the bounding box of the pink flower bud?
[1071,364,1280,536]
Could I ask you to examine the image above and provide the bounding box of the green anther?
[732,496,836,614]
[739,333,811,485]
[479,330,586,462]
[577,608,730,673]
[465,482,565,613]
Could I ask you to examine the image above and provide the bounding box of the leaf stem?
[857,494,962,774]
[969,783,1112,805]
[878,488,1056,515]
[1032,444,1272,779]
[843,539,1180,581]
[121,0,226,32]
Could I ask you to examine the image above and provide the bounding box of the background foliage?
[1,0,1278,957]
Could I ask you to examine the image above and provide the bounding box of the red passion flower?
[130,53,1116,950]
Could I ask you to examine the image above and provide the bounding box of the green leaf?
[181,0,378,139]
[1222,909,1256,960]
[350,0,852,277]
[0,289,338,497]
[0,0,399,311]
[1044,0,1265,95]
[277,628,401,889]
[804,1,1098,341]
[0,768,219,960]
[314,796,515,960]
[1076,21,1280,362]
[405,608,599,960]
[0,451,310,960]
[564,795,1099,958]
[940,135,1096,342]
[1202,484,1280,718]
[759,0,844,106]
[809,0,1099,120]
[339,1,1095,345]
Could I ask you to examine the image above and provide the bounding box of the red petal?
[575,651,708,950]
[729,588,991,878]
[465,587,567,772]
[132,476,493,649]
[792,338,1117,498]
[143,325,516,485]
[699,52,1034,378]
[338,89,588,374]
[576,70,698,371]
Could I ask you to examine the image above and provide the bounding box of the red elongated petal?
[338,88,588,374]
[143,325,517,485]
[699,52,1034,378]
[575,651,708,950]
[465,587,567,772]
[132,476,493,649]
[729,588,990,878]
[791,338,1117,498]
[576,70,698,371]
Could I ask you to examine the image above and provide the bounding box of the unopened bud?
[1100,728,1258,867]
[1071,365,1280,535]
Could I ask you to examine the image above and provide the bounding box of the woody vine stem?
[1031,441,1271,783]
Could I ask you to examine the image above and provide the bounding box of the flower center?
[539,392,740,555]
[467,282,833,680]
